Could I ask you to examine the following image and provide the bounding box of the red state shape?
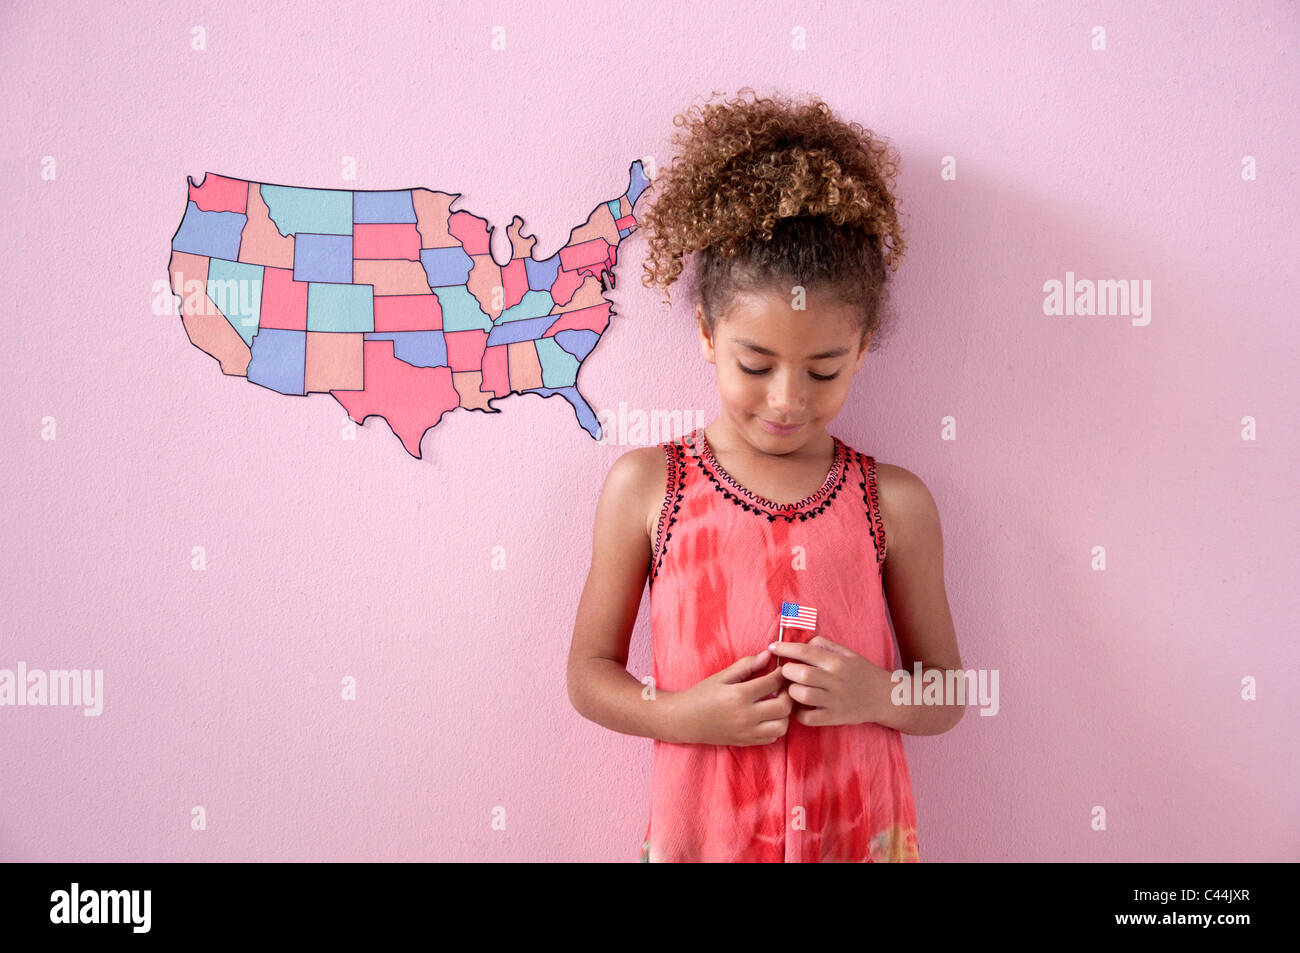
[545,303,611,336]
[374,294,442,331]
[550,266,586,307]
[447,211,490,255]
[260,266,308,330]
[444,329,488,372]
[332,340,460,459]
[571,244,618,285]
[354,223,421,260]
[481,345,510,397]
[500,257,529,310]
[190,173,249,214]
[559,237,610,271]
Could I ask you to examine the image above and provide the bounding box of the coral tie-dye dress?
[638,427,919,863]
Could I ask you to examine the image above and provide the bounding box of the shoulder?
[871,461,943,557]
[600,444,672,543]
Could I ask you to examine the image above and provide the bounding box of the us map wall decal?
[168,161,650,458]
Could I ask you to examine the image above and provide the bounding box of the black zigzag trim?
[685,429,849,524]
[857,451,887,571]
[649,441,685,589]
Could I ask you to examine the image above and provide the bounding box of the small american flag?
[778,601,818,637]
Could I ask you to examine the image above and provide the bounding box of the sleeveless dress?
[638,426,920,863]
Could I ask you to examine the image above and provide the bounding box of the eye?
[739,362,840,381]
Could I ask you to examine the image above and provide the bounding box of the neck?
[703,416,832,460]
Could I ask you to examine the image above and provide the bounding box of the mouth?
[758,418,805,436]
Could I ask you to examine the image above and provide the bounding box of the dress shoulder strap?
[854,449,888,571]
[650,437,686,587]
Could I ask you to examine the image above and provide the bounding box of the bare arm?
[876,464,965,736]
[566,447,688,743]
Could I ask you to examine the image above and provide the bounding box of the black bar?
[0,860,1285,940]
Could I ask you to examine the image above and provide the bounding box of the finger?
[739,665,789,699]
[778,660,832,690]
[717,649,770,683]
[788,683,832,707]
[750,717,790,744]
[770,639,837,670]
[754,707,790,728]
[755,688,794,718]
[794,701,839,726]
[809,634,853,655]
[769,638,816,659]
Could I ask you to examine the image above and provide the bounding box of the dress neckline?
[690,426,846,513]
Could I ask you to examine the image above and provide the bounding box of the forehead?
[717,288,860,353]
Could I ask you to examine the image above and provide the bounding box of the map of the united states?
[168,161,649,457]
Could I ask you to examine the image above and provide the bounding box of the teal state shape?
[433,285,492,332]
[535,336,578,387]
[206,258,263,346]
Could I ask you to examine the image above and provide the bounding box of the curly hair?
[638,87,906,350]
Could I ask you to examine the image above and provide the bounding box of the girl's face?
[697,286,870,452]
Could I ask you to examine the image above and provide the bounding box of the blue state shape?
[554,328,599,361]
[527,386,600,440]
[525,254,561,291]
[172,201,246,260]
[247,328,306,395]
[420,246,474,287]
[626,160,650,209]
[365,330,448,368]
[485,314,552,347]
[353,189,417,224]
[294,233,353,283]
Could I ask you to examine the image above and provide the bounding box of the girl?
[566,88,963,862]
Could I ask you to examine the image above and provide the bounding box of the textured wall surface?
[1,0,1296,861]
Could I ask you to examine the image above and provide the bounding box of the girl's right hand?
[670,650,793,746]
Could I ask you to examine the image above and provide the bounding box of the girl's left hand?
[768,635,894,728]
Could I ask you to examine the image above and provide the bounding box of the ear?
[696,303,717,364]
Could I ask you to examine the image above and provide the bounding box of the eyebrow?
[733,337,851,361]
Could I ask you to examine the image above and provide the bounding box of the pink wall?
[2,1,1296,861]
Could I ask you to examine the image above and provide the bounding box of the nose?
[768,368,806,418]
